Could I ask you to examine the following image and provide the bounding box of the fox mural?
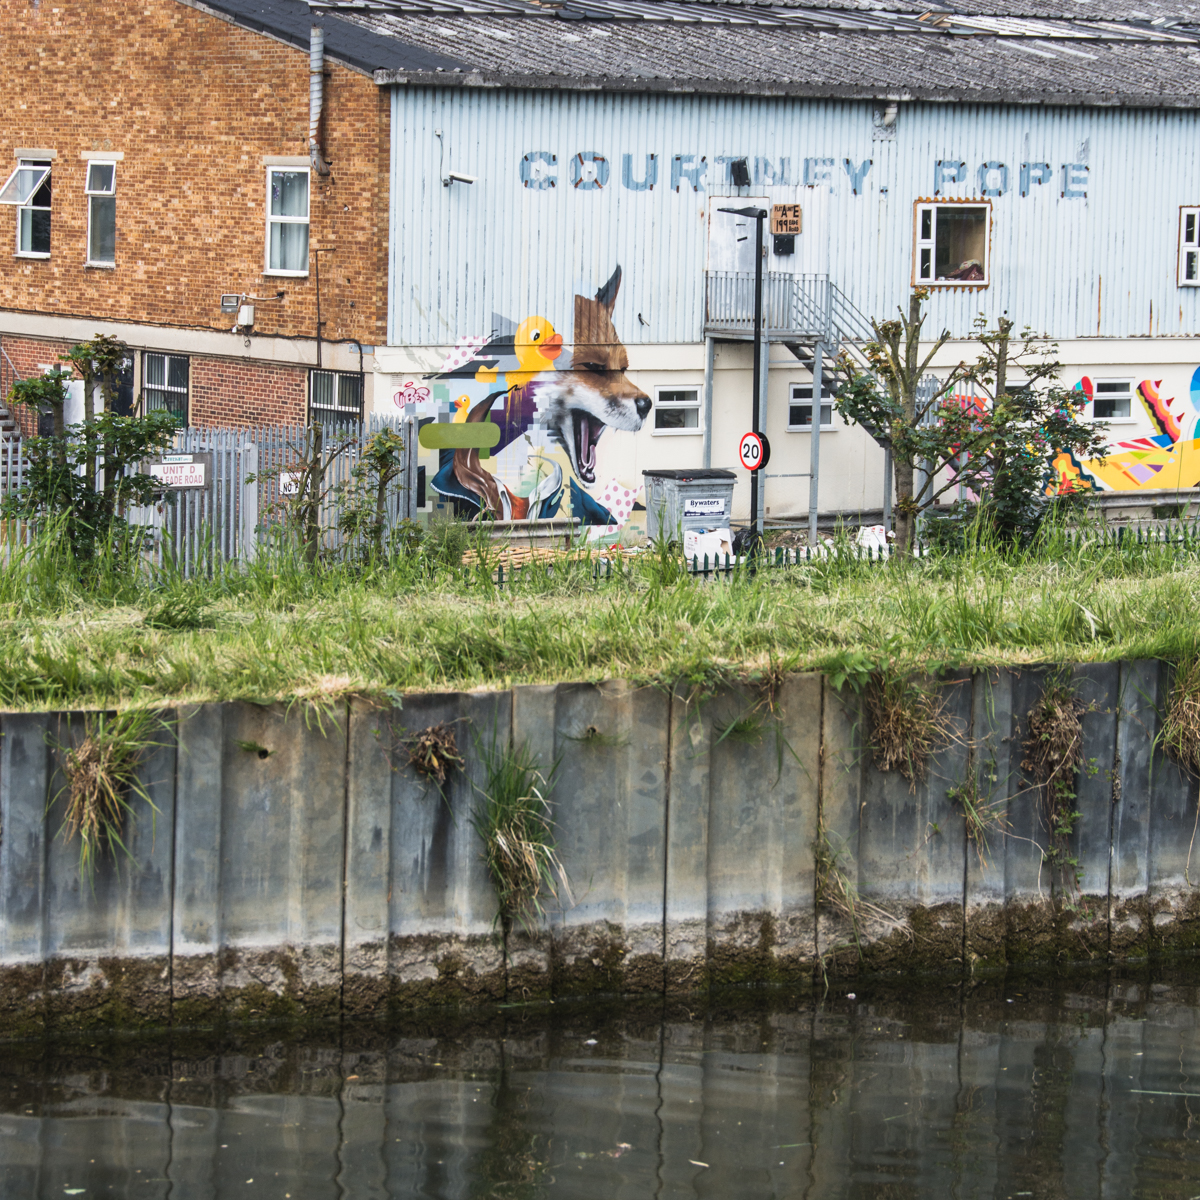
[413,266,651,536]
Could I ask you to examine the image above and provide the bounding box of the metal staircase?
[702,272,877,543]
[704,271,874,361]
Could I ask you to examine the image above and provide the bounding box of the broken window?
[266,167,309,275]
[0,160,52,256]
[85,161,116,265]
[1180,207,1200,286]
[914,202,989,285]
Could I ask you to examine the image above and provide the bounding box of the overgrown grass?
[2,518,1200,709]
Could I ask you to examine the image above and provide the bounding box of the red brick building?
[0,0,395,430]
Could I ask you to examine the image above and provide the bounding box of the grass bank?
[0,524,1198,711]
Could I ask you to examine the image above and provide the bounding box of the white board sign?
[148,452,209,490]
[683,497,726,517]
[278,471,301,497]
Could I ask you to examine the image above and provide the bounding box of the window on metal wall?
[652,388,700,433]
[85,161,117,265]
[0,159,52,257]
[1091,379,1132,421]
[1180,207,1200,285]
[310,370,363,422]
[788,382,835,430]
[143,353,189,424]
[266,167,309,275]
[914,202,989,285]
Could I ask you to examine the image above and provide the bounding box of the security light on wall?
[729,158,751,188]
[220,294,241,313]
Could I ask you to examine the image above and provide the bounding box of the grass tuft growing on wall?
[471,737,570,933]
[52,709,163,883]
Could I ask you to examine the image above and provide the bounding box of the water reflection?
[4,969,1200,1198]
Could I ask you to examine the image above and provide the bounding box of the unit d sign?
[148,452,211,489]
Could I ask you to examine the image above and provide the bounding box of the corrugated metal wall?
[389,88,1200,347]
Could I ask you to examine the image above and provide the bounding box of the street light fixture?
[719,205,768,542]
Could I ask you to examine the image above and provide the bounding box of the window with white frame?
[652,387,701,433]
[85,161,116,265]
[788,381,835,430]
[266,168,309,275]
[1180,207,1200,285]
[310,370,363,422]
[143,353,189,424]
[0,159,52,256]
[1089,379,1133,421]
[914,201,989,285]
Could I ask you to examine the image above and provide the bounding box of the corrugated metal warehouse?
[173,0,1200,528]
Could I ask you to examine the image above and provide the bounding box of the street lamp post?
[720,205,768,543]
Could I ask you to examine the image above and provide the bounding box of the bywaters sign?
[148,452,211,490]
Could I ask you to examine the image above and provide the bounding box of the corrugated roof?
[197,0,1200,105]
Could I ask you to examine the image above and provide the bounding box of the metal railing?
[0,412,419,575]
[704,272,874,346]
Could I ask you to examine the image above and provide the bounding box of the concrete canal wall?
[0,662,1196,1033]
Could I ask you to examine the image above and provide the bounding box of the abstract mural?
[1052,368,1200,493]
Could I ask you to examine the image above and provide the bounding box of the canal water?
[4,968,1200,1198]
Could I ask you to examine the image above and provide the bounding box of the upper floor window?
[0,159,52,257]
[1180,207,1200,286]
[914,201,990,286]
[266,168,309,275]
[143,353,189,425]
[85,161,117,266]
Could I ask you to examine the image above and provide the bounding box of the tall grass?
[0,515,1199,709]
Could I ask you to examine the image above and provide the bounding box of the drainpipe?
[309,25,330,177]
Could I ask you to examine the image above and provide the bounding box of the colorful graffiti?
[1053,369,1200,493]
[406,266,651,536]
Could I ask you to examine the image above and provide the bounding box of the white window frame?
[913,199,991,287]
[1087,377,1135,424]
[1180,206,1200,286]
[651,386,702,435]
[265,167,310,277]
[1,159,53,259]
[787,381,836,432]
[85,160,117,267]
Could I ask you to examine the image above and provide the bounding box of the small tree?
[3,335,179,562]
[836,295,1108,553]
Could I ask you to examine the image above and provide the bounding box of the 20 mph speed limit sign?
[738,431,771,472]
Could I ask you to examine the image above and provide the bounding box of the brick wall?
[0,0,389,348]
[191,358,306,427]
[0,334,307,430]
[0,335,72,437]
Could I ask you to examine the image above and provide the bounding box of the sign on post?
[148,452,211,490]
[738,431,771,472]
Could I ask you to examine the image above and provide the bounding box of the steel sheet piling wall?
[389,88,1200,346]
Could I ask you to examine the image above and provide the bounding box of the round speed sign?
[738,431,771,472]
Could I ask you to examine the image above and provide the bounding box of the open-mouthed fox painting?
[422,266,652,538]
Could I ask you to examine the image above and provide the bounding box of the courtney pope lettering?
[519,153,1091,198]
